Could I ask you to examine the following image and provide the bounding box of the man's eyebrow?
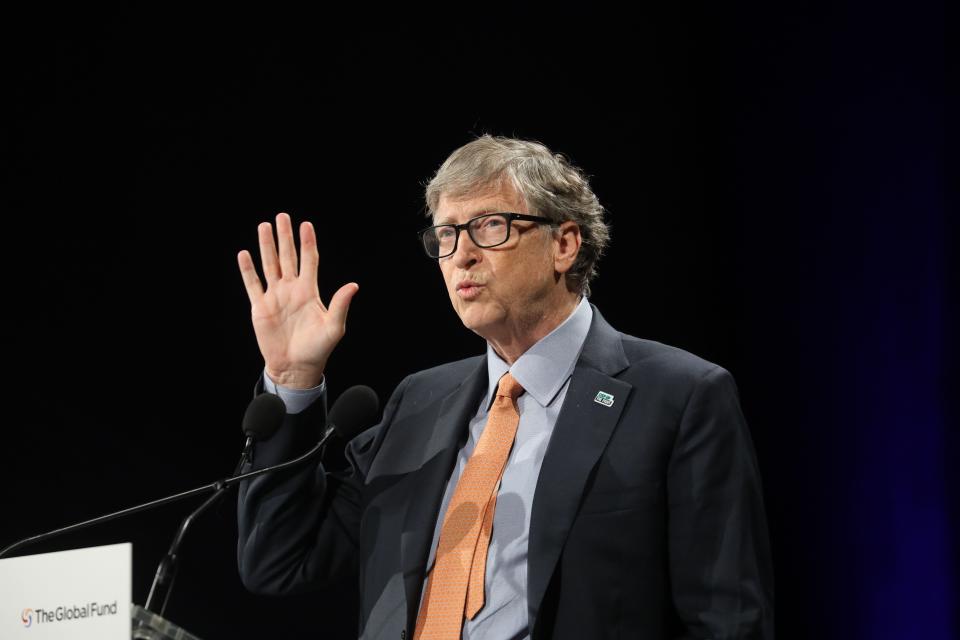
[435,208,501,225]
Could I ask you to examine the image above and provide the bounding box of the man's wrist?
[263,369,326,415]
[264,366,325,390]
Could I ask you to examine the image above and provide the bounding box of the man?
[236,135,774,639]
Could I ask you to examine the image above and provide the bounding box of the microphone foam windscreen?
[328,385,380,440]
[242,393,287,441]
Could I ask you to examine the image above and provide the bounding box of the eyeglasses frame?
[417,212,556,259]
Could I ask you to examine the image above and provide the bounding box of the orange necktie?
[413,372,525,640]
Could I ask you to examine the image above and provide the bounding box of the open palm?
[237,212,358,389]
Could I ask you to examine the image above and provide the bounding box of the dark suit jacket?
[237,305,774,639]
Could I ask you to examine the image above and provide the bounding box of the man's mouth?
[456,280,485,300]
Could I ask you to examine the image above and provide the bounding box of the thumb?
[328,282,359,327]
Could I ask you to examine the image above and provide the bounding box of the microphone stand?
[0,425,338,561]
[142,446,260,617]
[143,481,227,617]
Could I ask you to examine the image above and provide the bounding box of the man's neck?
[486,294,582,365]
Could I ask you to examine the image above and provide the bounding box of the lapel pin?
[594,391,615,407]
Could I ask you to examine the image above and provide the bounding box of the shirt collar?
[484,296,594,409]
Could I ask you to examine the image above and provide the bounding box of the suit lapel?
[400,357,488,635]
[527,307,633,636]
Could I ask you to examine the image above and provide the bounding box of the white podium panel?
[0,543,131,639]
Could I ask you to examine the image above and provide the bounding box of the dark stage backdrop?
[5,2,952,639]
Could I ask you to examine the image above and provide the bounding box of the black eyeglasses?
[418,212,555,259]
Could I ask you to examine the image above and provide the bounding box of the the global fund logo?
[19,601,118,627]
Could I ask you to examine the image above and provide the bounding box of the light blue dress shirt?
[266,296,594,639]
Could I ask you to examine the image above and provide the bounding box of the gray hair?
[424,134,610,297]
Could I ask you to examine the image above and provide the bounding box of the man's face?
[435,181,558,340]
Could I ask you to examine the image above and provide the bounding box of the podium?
[0,543,203,640]
[132,604,203,640]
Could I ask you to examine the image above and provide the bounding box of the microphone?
[237,392,287,470]
[323,384,379,441]
[243,391,287,440]
[0,385,381,564]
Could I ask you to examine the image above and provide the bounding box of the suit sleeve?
[666,366,775,639]
[236,374,410,595]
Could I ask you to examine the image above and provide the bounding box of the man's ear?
[553,221,582,275]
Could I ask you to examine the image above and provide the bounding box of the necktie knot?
[496,372,525,401]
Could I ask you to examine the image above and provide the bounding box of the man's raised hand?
[237,212,358,389]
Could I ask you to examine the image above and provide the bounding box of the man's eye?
[477,217,504,229]
[436,227,456,239]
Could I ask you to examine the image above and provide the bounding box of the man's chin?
[456,306,498,338]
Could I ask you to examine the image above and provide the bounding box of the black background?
[5,2,953,638]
